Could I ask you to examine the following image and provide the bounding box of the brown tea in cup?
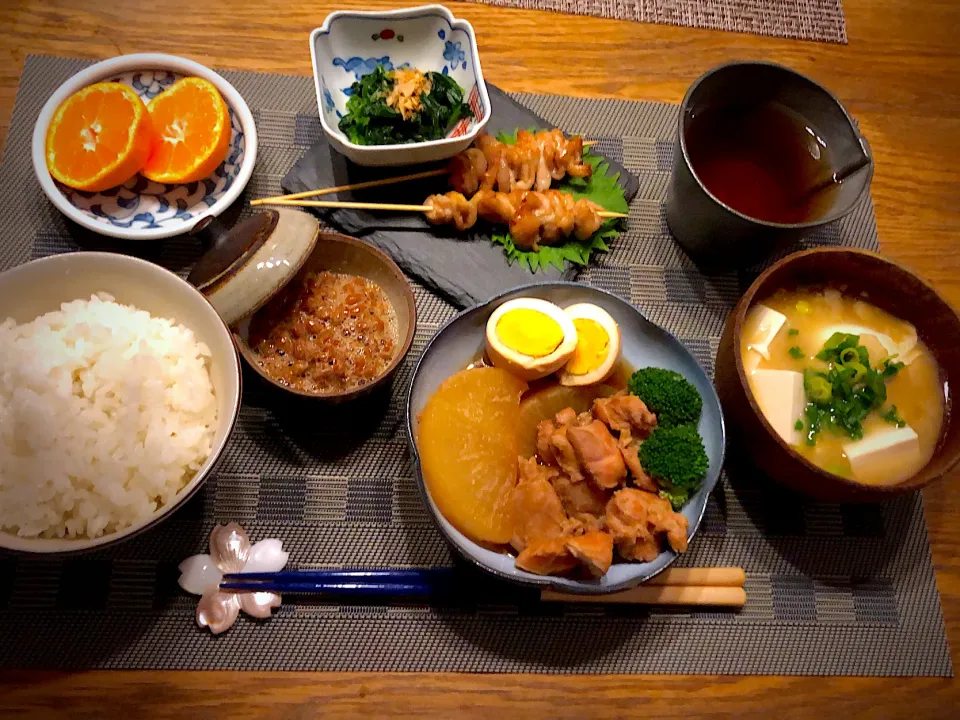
[684,101,838,225]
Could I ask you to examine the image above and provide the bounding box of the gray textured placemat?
[0,56,950,676]
[466,0,847,43]
[279,83,641,309]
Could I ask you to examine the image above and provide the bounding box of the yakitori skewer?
[251,131,598,207]
[425,189,624,250]
[266,189,627,252]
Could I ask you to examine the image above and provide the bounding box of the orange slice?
[45,82,153,192]
[142,77,231,184]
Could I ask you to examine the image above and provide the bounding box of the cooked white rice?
[0,293,218,539]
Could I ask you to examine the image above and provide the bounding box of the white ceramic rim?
[0,252,243,554]
[309,4,492,153]
[31,53,259,241]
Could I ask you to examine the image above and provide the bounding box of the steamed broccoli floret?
[627,367,702,428]
[639,425,708,510]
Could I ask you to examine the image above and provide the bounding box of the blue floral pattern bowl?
[32,54,258,241]
[310,5,491,167]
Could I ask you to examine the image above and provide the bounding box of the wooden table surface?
[1,0,958,717]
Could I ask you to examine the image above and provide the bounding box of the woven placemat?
[0,56,950,676]
[467,0,847,43]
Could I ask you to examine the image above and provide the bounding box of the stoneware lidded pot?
[189,208,416,402]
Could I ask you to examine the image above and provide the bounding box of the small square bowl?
[310,4,491,167]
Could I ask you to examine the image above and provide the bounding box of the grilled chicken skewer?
[425,189,610,251]
[251,130,595,207]
[448,129,593,195]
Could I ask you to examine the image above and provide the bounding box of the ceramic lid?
[189,208,321,327]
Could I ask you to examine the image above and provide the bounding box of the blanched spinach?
[338,65,473,146]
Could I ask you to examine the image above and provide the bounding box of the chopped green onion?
[788,328,800,336]
[881,405,907,428]
[803,369,833,404]
[839,347,859,366]
[881,358,905,378]
[846,362,868,383]
[794,419,804,431]
[788,346,805,359]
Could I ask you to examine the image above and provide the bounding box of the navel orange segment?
[142,77,231,184]
[45,82,153,193]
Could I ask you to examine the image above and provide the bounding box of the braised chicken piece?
[536,418,557,466]
[567,420,627,489]
[619,440,658,493]
[605,488,689,562]
[565,531,614,578]
[509,457,569,553]
[593,391,658,445]
[551,470,608,519]
[548,410,584,483]
[515,536,579,576]
[572,513,606,533]
[645,492,689,554]
[575,410,595,427]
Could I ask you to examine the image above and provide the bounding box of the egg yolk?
[566,318,609,374]
[496,308,565,357]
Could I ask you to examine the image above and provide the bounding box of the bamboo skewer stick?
[263,197,627,219]
[251,140,599,207]
[249,168,449,206]
[265,199,432,212]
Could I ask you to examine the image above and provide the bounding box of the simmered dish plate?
[407,283,725,593]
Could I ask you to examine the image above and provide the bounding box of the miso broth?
[741,289,945,486]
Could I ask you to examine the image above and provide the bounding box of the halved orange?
[45,82,153,192]
[142,77,231,184]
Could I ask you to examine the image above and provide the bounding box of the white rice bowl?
[0,293,218,539]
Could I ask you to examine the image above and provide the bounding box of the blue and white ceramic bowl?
[31,54,258,241]
[407,283,726,594]
[310,4,491,166]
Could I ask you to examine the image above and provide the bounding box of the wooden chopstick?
[541,567,747,607]
[541,585,746,607]
[644,567,745,587]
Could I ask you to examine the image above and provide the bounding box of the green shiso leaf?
[489,129,628,273]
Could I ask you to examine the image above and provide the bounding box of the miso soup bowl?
[715,247,960,502]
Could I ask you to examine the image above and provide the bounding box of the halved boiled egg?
[557,303,621,386]
[485,298,578,381]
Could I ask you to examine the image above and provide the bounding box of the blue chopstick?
[219,568,456,596]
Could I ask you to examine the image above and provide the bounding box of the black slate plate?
[281,84,640,309]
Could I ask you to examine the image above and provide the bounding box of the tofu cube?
[744,304,787,361]
[749,369,806,446]
[843,426,921,482]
